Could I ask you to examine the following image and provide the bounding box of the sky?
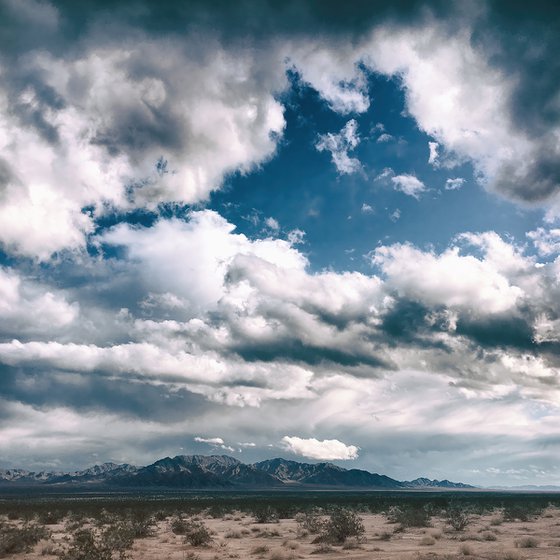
[0,0,560,487]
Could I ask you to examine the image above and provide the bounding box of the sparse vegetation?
[1,491,560,559]
[315,508,365,544]
[295,509,324,534]
[252,506,279,524]
[0,522,50,557]
[445,502,471,531]
[515,536,539,548]
[184,521,212,547]
[386,505,431,528]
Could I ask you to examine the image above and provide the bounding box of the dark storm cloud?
[0,363,213,422]
[233,336,390,369]
[455,313,536,350]
[378,299,451,348]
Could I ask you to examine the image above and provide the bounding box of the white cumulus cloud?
[315,120,361,175]
[281,436,359,460]
[391,174,427,199]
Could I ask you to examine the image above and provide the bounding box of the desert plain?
[2,492,560,560]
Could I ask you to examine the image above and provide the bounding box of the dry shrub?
[225,530,242,539]
[310,543,335,554]
[184,522,212,547]
[459,543,474,555]
[251,544,270,555]
[0,522,50,557]
[445,503,471,531]
[420,536,436,546]
[295,510,324,534]
[515,536,538,548]
[253,507,278,524]
[386,505,431,528]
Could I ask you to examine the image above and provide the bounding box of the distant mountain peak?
[0,454,473,490]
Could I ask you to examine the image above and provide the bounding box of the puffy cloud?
[391,174,427,199]
[445,177,465,190]
[194,436,234,452]
[527,227,560,257]
[0,23,286,259]
[289,43,369,114]
[0,267,78,334]
[372,237,525,314]
[376,133,393,143]
[362,22,560,207]
[194,437,225,445]
[264,217,280,232]
[428,141,439,165]
[281,436,359,460]
[100,210,306,316]
[315,119,361,175]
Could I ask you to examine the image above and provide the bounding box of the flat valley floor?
[4,505,560,560]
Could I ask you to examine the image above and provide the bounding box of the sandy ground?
[5,506,560,560]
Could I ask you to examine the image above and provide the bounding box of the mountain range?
[0,455,473,490]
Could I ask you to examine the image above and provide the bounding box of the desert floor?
[4,505,560,560]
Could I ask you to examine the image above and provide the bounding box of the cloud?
[194,436,234,452]
[361,203,374,214]
[391,174,427,199]
[363,21,560,208]
[264,217,280,232]
[0,2,559,262]
[0,18,286,259]
[527,227,560,257]
[372,237,524,314]
[375,167,394,182]
[428,141,439,165]
[0,267,78,335]
[315,120,361,175]
[287,229,306,245]
[445,177,465,191]
[281,436,359,460]
[377,133,393,143]
[100,210,307,316]
[194,437,225,445]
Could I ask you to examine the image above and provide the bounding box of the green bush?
[386,505,431,528]
[295,510,324,534]
[317,508,365,544]
[184,522,212,547]
[59,522,141,560]
[58,528,113,560]
[253,506,279,524]
[170,515,191,535]
[445,503,471,531]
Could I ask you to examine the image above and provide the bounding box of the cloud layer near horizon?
[2,208,560,482]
